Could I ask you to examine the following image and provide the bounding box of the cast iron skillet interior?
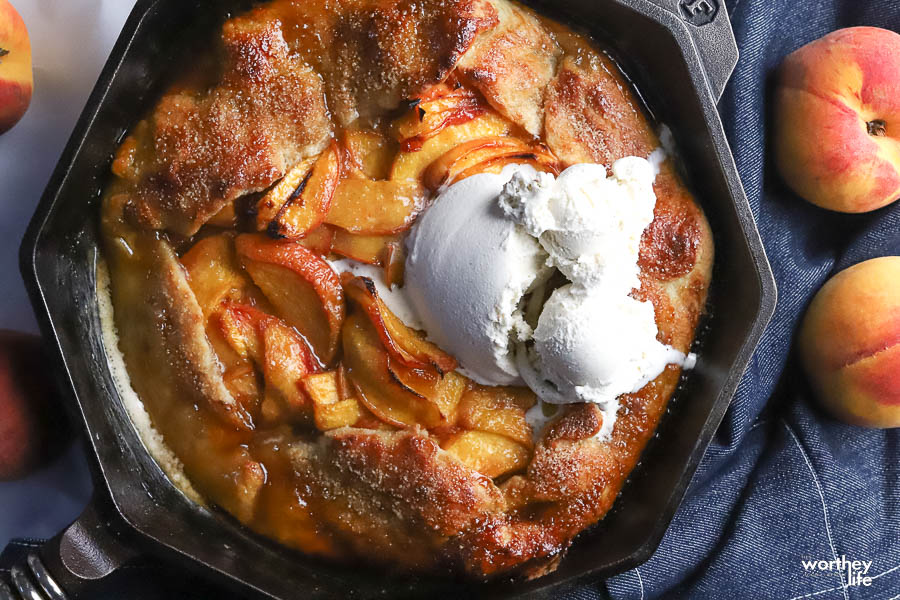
[19,0,775,598]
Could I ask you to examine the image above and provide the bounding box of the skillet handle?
[1,496,138,599]
[639,0,739,100]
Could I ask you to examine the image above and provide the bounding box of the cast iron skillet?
[15,0,776,598]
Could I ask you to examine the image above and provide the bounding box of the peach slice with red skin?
[255,157,316,231]
[215,302,267,363]
[331,230,402,266]
[423,137,560,190]
[455,156,559,181]
[235,234,345,364]
[341,313,443,429]
[260,316,319,420]
[389,112,513,182]
[256,142,342,239]
[392,90,487,152]
[215,302,319,423]
[342,274,457,374]
[326,179,427,235]
[388,359,467,422]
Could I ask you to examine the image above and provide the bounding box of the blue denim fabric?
[601,1,900,599]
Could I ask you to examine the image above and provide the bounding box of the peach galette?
[100,0,712,579]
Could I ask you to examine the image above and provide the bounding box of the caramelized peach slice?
[180,234,251,317]
[235,234,345,364]
[383,240,406,288]
[254,157,317,230]
[294,225,335,256]
[423,137,560,190]
[207,310,248,367]
[215,302,318,423]
[207,202,238,228]
[343,275,457,373]
[423,137,528,189]
[259,316,318,413]
[392,89,486,149]
[302,371,364,431]
[222,363,262,417]
[207,311,263,420]
[207,301,263,419]
[342,313,443,429]
[216,302,267,363]
[388,360,468,422]
[331,230,402,266]
[325,179,427,235]
[342,130,396,180]
[455,156,559,181]
[390,112,512,182]
[442,430,530,478]
[258,142,343,239]
[457,385,536,447]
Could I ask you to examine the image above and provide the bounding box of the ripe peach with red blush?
[0,332,69,480]
[799,257,900,427]
[0,0,33,134]
[775,27,900,213]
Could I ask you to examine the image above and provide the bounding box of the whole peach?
[775,27,900,213]
[0,0,32,134]
[799,257,900,427]
[0,331,72,480]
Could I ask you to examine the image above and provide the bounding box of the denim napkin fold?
[599,1,900,599]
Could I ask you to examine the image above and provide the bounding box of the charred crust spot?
[265,221,287,239]
[386,365,428,400]
[287,169,314,207]
[545,404,603,444]
[361,277,379,296]
[639,173,701,281]
[266,168,314,238]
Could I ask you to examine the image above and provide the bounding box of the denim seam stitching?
[635,567,645,600]
[783,420,849,600]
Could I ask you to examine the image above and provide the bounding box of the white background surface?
[0,0,136,546]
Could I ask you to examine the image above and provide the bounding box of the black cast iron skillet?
[15,0,776,598]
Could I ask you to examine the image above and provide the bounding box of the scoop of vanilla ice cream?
[500,157,657,290]
[405,165,551,386]
[533,285,684,399]
[403,158,689,440]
